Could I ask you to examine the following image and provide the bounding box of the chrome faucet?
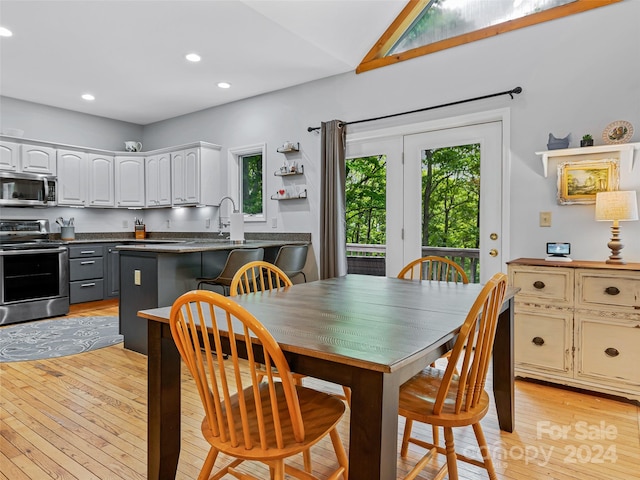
[217,196,238,232]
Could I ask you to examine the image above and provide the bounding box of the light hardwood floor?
[1,300,639,479]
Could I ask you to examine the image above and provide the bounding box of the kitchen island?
[118,238,309,354]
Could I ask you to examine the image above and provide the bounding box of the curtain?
[319,120,347,279]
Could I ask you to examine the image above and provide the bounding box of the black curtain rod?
[307,86,523,132]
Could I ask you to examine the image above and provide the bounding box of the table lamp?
[595,190,638,264]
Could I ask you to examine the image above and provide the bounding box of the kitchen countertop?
[115,239,307,254]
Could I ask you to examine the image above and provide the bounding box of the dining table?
[139,274,518,480]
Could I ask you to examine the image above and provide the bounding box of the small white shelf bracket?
[536,143,639,177]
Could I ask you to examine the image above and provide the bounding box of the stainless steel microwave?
[0,171,57,207]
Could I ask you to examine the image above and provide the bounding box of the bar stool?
[196,248,264,295]
[273,244,308,282]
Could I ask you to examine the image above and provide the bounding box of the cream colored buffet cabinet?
[508,258,640,401]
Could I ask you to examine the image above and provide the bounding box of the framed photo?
[557,159,619,205]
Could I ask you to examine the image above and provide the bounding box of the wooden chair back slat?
[397,255,469,283]
[230,261,293,296]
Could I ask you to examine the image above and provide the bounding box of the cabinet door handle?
[532,336,545,346]
[533,281,545,289]
[604,347,619,357]
[604,286,620,296]
[80,260,96,265]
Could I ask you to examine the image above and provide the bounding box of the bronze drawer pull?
[604,286,620,295]
[532,336,545,346]
[604,348,619,357]
[533,281,545,289]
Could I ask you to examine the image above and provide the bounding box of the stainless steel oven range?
[0,219,69,325]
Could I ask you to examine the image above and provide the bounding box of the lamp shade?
[595,191,638,222]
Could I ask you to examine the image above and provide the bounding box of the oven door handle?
[0,247,67,256]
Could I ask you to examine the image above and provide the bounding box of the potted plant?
[580,134,594,147]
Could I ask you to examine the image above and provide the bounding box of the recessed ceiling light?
[185,53,201,62]
[0,27,13,37]
[81,93,95,101]
[217,82,231,89]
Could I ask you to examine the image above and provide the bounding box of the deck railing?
[346,243,480,283]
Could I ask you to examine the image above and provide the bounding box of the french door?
[403,122,504,283]
[346,119,507,283]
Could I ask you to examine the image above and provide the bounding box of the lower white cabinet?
[508,259,640,401]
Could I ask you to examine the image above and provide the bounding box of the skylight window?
[357,0,621,73]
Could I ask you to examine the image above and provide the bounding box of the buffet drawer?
[510,266,574,306]
[576,269,640,312]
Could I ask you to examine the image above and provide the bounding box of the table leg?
[493,296,515,432]
[148,321,182,480]
[348,370,400,480]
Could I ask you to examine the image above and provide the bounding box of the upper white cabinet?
[0,141,19,171]
[0,141,56,174]
[57,149,88,206]
[1,136,221,209]
[115,156,145,208]
[171,145,221,206]
[21,144,57,175]
[88,154,115,207]
[145,153,171,207]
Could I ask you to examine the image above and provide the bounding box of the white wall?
[1,1,639,265]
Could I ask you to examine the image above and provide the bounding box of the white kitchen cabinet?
[20,144,57,175]
[145,153,171,207]
[508,259,640,401]
[57,149,88,206]
[0,141,56,174]
[171,145,221,206]
[115,156,145,208]
[0,141,19,171]
[88,154,115,207]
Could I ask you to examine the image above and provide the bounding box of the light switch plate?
[540,211,552,227]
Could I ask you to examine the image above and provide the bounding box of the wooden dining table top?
[141,274,499,373]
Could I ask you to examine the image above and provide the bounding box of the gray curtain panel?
[320,120,347,279]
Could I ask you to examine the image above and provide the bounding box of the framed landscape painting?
[557,159,619,205]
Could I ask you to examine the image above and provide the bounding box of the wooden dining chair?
[397,255,469,283]
[230,261,352,404]
[397,255,469,445]
[169,290,349,480]
[398,272,508,480]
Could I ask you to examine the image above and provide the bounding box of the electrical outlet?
[540,211,552,227]
[166,219,171,229]
[123,220,129,229]
[271,217,277,228]
[205,218,211,229]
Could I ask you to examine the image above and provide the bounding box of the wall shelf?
[274,164,304,176]
[271,189,307,200]
[536,142,639,177]
[276,142,300,153]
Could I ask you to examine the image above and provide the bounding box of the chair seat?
[202,382,346,460]
[399,367,490,428]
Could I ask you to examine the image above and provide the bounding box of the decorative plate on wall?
[602,120,633,144]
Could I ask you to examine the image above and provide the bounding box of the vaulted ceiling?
[0,0,406,125]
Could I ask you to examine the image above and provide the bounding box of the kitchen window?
[228,143,266,221]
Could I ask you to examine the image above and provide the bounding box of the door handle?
[489,249,498,257]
